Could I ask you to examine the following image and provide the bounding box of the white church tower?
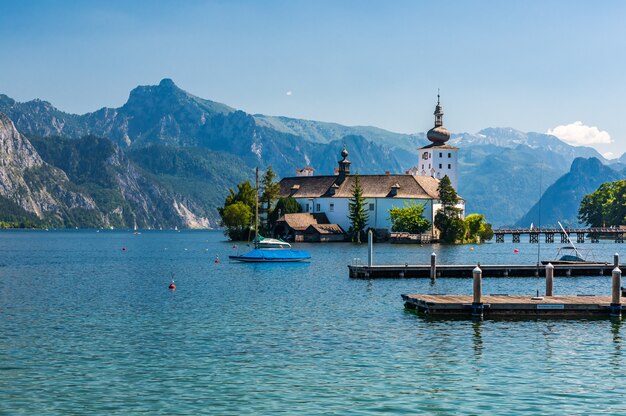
[413,93,459,191]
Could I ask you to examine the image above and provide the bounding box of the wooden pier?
[352,231,622,279]
[402,294,621,318]
[349,263,617,278]
[401,262,625,319]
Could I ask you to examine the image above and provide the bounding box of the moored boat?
[229,248,310,262]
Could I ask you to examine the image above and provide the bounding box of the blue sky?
[1,0,625,157]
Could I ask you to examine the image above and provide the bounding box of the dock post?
[611,267,622,317]
[615,253,620,268]
[545,263,554,296]
[472,265,483,319]
[430,253,437,280]
[367,230,373,267]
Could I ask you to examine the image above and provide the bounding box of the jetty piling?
[545,263,554,296]
[367,230,373,267]
[430,253,437,280]
[611,267,622,317]
[615,253,620,268]
[472,266,483,319]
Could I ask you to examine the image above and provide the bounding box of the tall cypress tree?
[259,166,280,232]
[348,174,369,243]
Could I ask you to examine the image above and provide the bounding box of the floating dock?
[402,294,621,318]
[349,263,617,278]
[401,263,624,319]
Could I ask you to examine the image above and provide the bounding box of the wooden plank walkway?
[402,294,621,318]
[349,263,618,278]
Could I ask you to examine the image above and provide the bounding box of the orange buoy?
[168,282,176,290]
[122,247,126,251]
[215,255,220,263]
[232,245,237,249]
[514,249,519,253]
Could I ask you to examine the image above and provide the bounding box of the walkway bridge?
[492,227,626,243]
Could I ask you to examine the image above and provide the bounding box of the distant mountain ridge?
[0,78,619,227]
[515,157,626,227]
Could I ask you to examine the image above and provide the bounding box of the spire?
[338,144,351,177]
[426,91,450,144]
[434,89,444,128]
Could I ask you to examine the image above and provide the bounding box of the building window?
[448,153,451,158]
[439,164,442,169]
[423,152,429,160]
[369,203,375,211]
[439,152,442,158]
[330,203,334,212]
[448,164,451,169]
[305,203,310,212]
[428,164,431,169]
[421,164,424,170]
[316,203,320,212]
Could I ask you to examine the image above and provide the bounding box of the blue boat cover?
[230,249,311,261]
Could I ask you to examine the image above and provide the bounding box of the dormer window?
[390,183,400,197]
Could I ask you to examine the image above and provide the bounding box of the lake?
[1,230,626,414]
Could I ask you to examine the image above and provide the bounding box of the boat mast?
[255,166,259,238]
[558,221,583,258]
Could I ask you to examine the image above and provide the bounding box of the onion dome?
[426,93,450,145]
[341,144,349,159]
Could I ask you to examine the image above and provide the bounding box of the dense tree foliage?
[219,180,257,240]
[579,180,626,227]
[348,175,369,243]
[389,202,431,234]
[220,202,253,239]
[434,175,466,243]
[464,213,494,243]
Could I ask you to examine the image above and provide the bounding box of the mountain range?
[0,78,622,228]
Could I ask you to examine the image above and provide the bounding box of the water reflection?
[472,320,483,361]
[610,317,622,370]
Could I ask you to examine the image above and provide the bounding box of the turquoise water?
[1,230,626,415]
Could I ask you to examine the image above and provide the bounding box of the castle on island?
[275,95,464,242]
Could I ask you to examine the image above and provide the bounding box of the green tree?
[219,180,257,240]
[389,202,431,234]
[221,202,253,240]
[434,175,465,243]
[259,166,280,232]
[464,213,494,243]
[579,180,626,227]
[221,180,256,213]
[348,175,369,243]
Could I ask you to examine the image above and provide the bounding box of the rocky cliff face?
[0,112,213,228]
[0,112,95,220]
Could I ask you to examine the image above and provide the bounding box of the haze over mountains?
[0,78,622,229]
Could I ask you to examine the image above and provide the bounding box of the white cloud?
[286,91,292,96]
[547,121,612,146]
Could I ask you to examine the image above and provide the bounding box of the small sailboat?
[229,167,311,263]
[133,219,141,235]
[541,222,598,265]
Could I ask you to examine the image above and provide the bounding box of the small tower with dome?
[413,93,459,190]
